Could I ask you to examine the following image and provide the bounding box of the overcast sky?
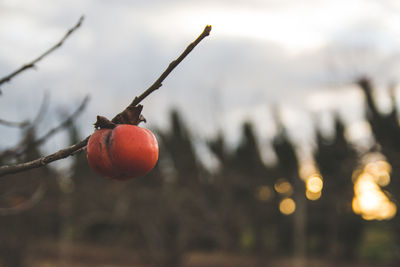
[1,0,400,166]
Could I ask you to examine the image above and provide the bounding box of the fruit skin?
[86,128,117,178]
[87,125,159,180]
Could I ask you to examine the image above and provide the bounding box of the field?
[24,241,397,267]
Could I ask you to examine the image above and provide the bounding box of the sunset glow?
[300,163,324,201]
[352,159,396,220]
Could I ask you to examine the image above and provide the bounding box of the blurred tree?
[358,78,400,251]
[272,118,305,258]
[311,116,362,260]
[207,131,244,251]
[136,109,211,267]
[159,110,201,185]
[230,122,278,254]
[0,127,61,267]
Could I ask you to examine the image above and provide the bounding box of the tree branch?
[0,92,50,160]
[33,95,89,148]
[0,25,212,177]
[0,137,89,177]
[0,91,49,128]
[125,25,212,108]
[32,91,50,126]
[0,96,89,160]
[0,118,29,128]
[0,16,84,91]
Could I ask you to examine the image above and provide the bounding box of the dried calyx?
[94,105,146,129]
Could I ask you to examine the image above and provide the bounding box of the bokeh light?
[299,163,318,181]
[300,163,324,201]
[279,198,296,215]
[306,190,322,201]
[352,157,396,220]
[256,185,273,202]
[306,174,323,193]
[274,178,293,196]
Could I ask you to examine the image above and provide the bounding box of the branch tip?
[0,15,84,88]
[204,25,212,36]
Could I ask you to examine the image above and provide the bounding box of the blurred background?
[1,0,400,266]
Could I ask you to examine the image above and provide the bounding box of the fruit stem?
[94,116,117,129]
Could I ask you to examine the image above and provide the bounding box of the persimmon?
[86,125,159,180]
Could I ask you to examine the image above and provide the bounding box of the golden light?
[363,160,392,187]
[306,175,323,193]
[365,160,392,175]
[274,179,293,196]
[354,173,376,194]
[306,190,322,201]
[299,162,324,201]
[352,197,361,214]
[376,172,390,187]
[352,158,396,220]
[299,163,319,181]
[256,185,273,202]
[378,201,397,220]
[355,188,383,213]
[279,198,296,215]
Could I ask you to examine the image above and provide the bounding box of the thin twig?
[32,96,89,149]
[0,25,212,177]
[0,92,50,159]
[0,91,49,128]
[0,16,84,90]
[0,96,89,160]
[123,25,212,109]
[0,118,29,128]
[0,137,89,177]
[32,91,50,126]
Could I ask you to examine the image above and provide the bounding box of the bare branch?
[112,25,212,123]
[0,118,29,128]
[32,91,50,126]
[0,137,89,177]
[34,96,89,147]
[0,25,212,178]
[0,96,89,160]
[0,131,31,161]
[0,92,50,160]
[130,25,211,107]
[0,16,84,91]
[0,91,49,128]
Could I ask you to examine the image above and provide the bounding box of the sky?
[1,0,400,168]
